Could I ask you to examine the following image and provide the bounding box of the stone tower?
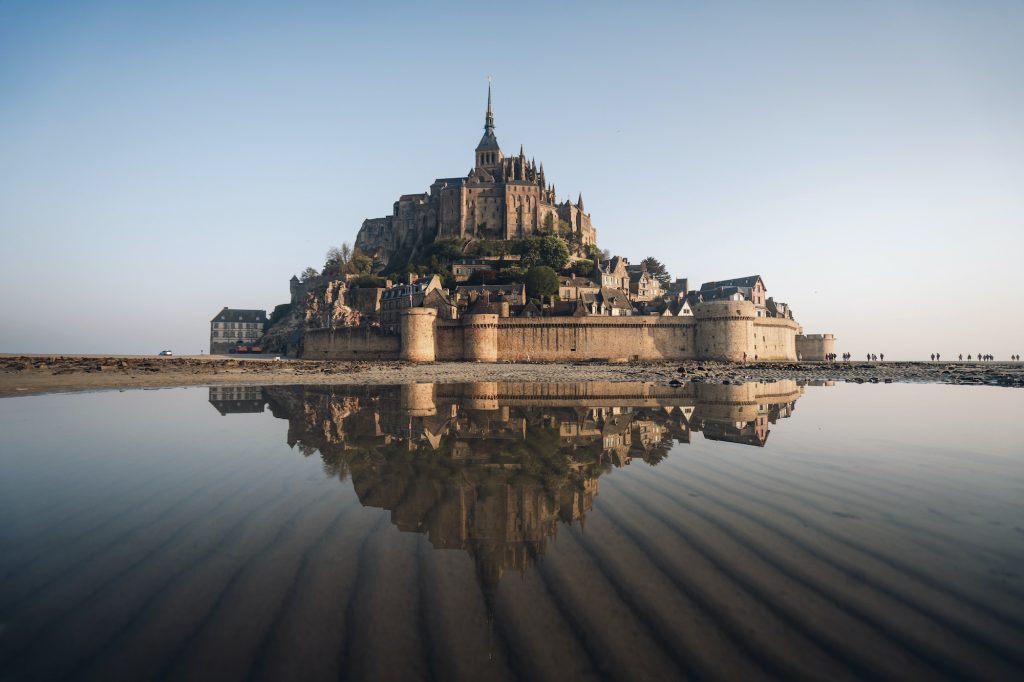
[475,83,503,172]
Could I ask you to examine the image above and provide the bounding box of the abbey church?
[355,85,597,267]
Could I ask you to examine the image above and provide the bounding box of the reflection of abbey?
[355,83,596,269]
[210,380,804,591]
[236,86,835,361]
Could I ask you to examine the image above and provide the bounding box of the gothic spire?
[485,81,495,133]
[578,193,584,211]
[475,81,501,154]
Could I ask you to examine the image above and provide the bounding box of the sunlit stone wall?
[302,327,400,359]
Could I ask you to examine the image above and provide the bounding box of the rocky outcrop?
[305,281,361,329]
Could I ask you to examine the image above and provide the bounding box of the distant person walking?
[936,353,940,361]
[930,353,935,361]
[959,354,962,361]
[880,353,884,362]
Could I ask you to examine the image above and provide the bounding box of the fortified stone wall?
[755,318,800,361]
[496,317,698,362]
[299,306,801,362]
[302,327,399,360]
[796,334,836,361]
[435,323,464,361]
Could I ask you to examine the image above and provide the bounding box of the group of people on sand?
[866,353,883,362]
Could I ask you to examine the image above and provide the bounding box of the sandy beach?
[1,355,1022,397]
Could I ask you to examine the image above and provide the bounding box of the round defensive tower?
[462,313,499,363]
[821,334,836,359]
[400,382,437,417]
[400,308,437,362]
[695,300,756,362]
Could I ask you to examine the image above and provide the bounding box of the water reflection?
[211,382,802,595]
[3,382,1021,681]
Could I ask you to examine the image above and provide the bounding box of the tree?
[326,243,353,269]
[525,265,559,303]
[300,267,320,281]
[343,249,373,276]
[543,213,555,233]
[641,257,671,287]
[519,236,570,271]
[570,260,595,277]
[496,266,526,283]
[348,274,386,288]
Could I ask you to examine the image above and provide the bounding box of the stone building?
[355,85,597,268]
[558,275,600,302]
[380,275,446,333]
[627,266,663,302]
[596,256,630,290]
[209,307,268,354]
[454,283,526,309]
[700,275,768,316]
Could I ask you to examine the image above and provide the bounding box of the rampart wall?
[496,317,698,362]
[302,327,400,360]
[300,305,803,362]
[796,333,836,361]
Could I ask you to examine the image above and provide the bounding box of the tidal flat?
[1,381,1022,681]
[1,355,1023,397]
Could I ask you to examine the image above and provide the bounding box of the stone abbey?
[248,85,836,363]
[355,84,596,268]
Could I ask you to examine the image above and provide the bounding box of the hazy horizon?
[2,1,1022,360]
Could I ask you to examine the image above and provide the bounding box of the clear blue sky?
[2,0,1022,359]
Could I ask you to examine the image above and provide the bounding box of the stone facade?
[355,85,597,268]
[796,333,836,361]
[209,307,268,354]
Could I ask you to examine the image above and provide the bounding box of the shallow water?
[1,381,1022,681]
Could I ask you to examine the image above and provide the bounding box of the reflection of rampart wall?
[301,303,801,362]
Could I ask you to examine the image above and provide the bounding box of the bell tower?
[475,81,503,171]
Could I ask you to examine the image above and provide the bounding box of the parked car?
[158,350,173,356]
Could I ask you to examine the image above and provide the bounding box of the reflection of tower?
[400,382,436,417]
[463,382,499,411]
[260,381,808,604]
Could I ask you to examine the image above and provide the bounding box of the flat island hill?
[216,86,835,364]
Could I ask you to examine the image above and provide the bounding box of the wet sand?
[1,355,1022,397]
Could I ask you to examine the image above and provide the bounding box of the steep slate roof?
[515,302,543,317]
[559,276,599,288]
[599,287,633,310]
[700,286,744,301]
[629,270,655,283]
[211,307,268,323]
[550,301,589,317]
[700,275,764,291]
